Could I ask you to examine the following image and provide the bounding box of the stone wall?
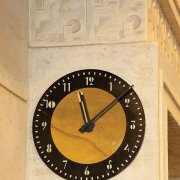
[27,0,179,180]
[0,0,28,179]
[27,43,160,180]
[29,0,147,46]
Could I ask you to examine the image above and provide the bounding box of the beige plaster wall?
[0,87,27,180]
[0,0,28,99]
[0,0,28,179]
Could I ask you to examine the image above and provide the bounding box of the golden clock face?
[33,69,145,179]
[51,88,126,164]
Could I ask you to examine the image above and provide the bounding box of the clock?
[32,69,145,180]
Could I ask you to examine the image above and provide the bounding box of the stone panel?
[29,0,87,46]
[87,0,147,43]
[29,0,147,47]
[28,43,159,180]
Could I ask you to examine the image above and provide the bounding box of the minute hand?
[91,85,134,124]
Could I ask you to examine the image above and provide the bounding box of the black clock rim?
[32,69,146,180]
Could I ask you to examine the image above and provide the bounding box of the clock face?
[33,69,145,179]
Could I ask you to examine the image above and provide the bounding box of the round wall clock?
[33,69,145,180]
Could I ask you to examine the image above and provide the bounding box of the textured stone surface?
[29,0,147,47]
[0,0,28,99]
[0,86,27,180]
[28,42,159,180]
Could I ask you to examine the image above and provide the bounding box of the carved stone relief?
[30,0,86,46]
[29,0,146,46]
[87,0,146,43]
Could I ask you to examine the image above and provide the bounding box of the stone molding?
[158,0,180,44]
[148,0,180,80]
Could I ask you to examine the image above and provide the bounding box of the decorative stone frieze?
[29,0,147,46]
[29,0,180,79]
[148,0,180,80]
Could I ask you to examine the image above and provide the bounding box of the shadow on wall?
[168,112,180,180]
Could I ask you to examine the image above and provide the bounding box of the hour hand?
[80,85,134,133]
[77,91,90,125]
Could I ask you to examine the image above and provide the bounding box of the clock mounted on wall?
[32,69,145,180]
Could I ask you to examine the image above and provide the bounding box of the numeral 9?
[42,122,47,130]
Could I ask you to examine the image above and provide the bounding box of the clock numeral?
[107,160,113,170]
[85,77,94,86]
[46,100,56,109]
[124,144,130,152]
[42,122,47,130]
[130,120,136,129]
[125,98,130,107]
[109,82,113,91]
[46,144,52,153]
[62,160,67,169]
[63,83,71,92]
[84,166,90,176]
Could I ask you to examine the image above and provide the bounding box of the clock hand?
[77,91,91,125]
[91,85,134,124]
[79,85,134,133]
[78,91,95,132]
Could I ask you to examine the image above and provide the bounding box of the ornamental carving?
[30,0,146,46]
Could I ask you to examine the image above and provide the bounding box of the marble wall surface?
[29,0,147,47]
[0,0,28,179]
[28,43,159,180]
